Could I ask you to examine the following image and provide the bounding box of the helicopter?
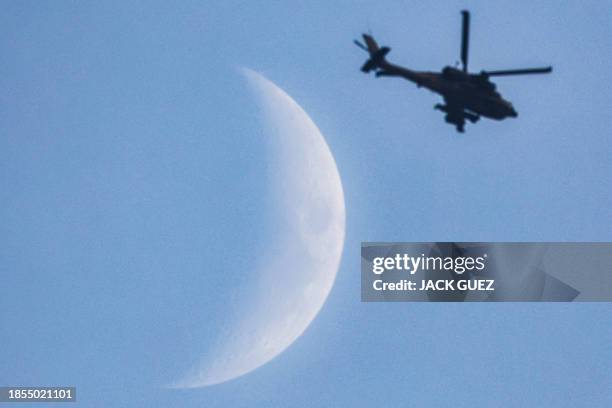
[354,10,552,132]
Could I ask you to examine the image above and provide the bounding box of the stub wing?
[435,99,480,133]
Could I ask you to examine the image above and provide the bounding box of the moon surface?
[171,68,346,388]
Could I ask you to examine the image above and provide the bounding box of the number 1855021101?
[1,387,76,402]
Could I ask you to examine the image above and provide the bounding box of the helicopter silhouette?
[354,10,552,132]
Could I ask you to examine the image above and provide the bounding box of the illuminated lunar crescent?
[171,68,346,388]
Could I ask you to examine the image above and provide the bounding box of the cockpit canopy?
[473,73,497,92]
[442,66,498,93]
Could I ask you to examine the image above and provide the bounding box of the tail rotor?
[353,39,368,52]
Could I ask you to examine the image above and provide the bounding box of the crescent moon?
[171,68,346,388]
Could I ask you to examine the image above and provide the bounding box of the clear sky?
[1,1,611,407]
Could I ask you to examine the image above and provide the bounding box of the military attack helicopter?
[354,10,552,132]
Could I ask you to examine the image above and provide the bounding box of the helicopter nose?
[507,105,518,117]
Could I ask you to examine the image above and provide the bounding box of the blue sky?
[1,1,612,407]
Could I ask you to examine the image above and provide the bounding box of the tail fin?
[362,34,380,53]
[355,34,390,73]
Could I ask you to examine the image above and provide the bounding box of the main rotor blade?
[353,39,368,52]
[460,10,470,72]
[482,67,553,76]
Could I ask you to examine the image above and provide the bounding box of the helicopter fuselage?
[377,63,518,120]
